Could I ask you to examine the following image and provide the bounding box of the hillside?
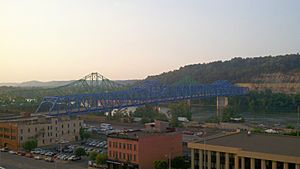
[146,54,300,85]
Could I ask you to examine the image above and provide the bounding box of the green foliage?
[89,151,98,161]
[285,131,300,136]
[146,54,300,84]
[74,147,86,157]
[133,105,168,123]
[228,90,300,113]
[252,128,263,133]
[221,106,244,122]
[171,156,189,169]
[286,124,295,129]
[79,128,90,140]
[168,102,191,126]
[95,153,108,165]
[153,160,168,169]
[22,139,37,152]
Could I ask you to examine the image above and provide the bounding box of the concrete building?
[188,132,300,169]
[0,116,83,150]
[107,130,182,169]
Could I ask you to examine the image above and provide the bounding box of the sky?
[0,0,300,82]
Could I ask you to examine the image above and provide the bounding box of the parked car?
[0,148,8,152]
[8,150,17,154]
[17,151,26,156]
[68,155,81,161]
[25,153,34,158]
[45,157,54,162]
[34,155,43,160]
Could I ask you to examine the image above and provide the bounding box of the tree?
[74,147,86,157]
[79,127,90,140]
[171,156,189,169]
[22,139,37,152]
[95,153,108,165]
[153,160,168,169]
[89,151,98,161]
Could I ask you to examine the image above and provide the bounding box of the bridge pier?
[216,96,228,120]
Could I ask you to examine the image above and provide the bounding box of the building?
[188,132,300,169]
[107,130,182,169]
[144,120,170,132]
[0,116,83,150]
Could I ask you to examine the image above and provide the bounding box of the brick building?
[107,130,182,169]
[0,116,83,150]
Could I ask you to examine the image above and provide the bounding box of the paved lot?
[0,152,87,169]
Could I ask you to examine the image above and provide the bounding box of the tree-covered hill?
[146,54,300,85]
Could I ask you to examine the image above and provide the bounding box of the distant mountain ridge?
[0,80,138,87]
[146,54,300,85]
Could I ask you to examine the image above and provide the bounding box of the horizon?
[1,0,300,83]
[0,53,298,84]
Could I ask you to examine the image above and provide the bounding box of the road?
[0,152,87,169]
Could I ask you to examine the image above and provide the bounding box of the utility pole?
[297,106,299,137]
[169,153,171,169]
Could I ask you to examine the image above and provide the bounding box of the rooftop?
[195,132,300,157]
[108,130,180,140]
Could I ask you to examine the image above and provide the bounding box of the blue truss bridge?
[35,73,248,116]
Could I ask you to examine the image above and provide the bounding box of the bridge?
[35,73,248,116]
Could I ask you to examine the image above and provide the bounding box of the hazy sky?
[1,0,300,82]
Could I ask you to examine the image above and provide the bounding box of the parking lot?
[0,137,107,169]
[0,152,87,169]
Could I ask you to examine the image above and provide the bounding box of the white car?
[34,156,43,160]
[8,150,16,154]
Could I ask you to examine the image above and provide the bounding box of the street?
[0,152,87,169]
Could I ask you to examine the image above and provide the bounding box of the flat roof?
[195,132,300,157]
[108,130,180,140]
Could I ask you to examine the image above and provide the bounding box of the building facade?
[188,132,300,169]
[107,130,182,169]
[0,116,83,150]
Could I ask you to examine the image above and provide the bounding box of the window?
[50,138,52,143]
[134,154,136,161]
[20,129,23,134]
[20,136,23,141]
[127,144,129,150]
[35,128,37,132]
[119,143,121,148]
[109,141,112,147]
[123,143,126,149]
[74,129,76,133]
[129,144,132,150]
[119,152,122,159]
[134,144,137,151]
[28,128,30,133]
[109,151,111,157]
[123,153,126,160]
[73,123,75,127]
[43,139,45,144]
[129,154,132,161]
[68,124,70,128]
[61,124,64,128]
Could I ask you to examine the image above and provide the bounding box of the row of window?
[109,141,137,151]
[0,134,16,140]
[0,128,17,133]
[109,151,137,162]
[20,124,81,134]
